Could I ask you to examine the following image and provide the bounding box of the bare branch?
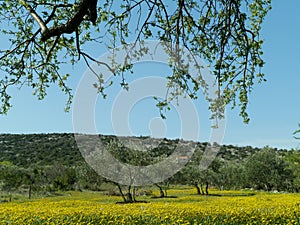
[46,35,61,63]
[79,51,115,75]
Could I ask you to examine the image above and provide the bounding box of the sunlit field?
[0,188,299,225]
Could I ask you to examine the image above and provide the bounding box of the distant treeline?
[0,133,299,202]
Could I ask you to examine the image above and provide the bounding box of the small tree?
[22,167,45,199]
[180,165,205,195]
[0,162,24,201]
[44,163,77,191]
[75,162,105,191]
[244,147,291,191]
[217,162,245,190]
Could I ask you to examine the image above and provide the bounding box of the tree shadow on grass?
[151,195,178,199]
[201,193,256,197]
[115,200,149,204]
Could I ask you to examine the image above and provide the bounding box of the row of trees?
[178,148,300,193]
[0,161,104,201]
[1,144,299,203]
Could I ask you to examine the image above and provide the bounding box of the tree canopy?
[0,0,271,122]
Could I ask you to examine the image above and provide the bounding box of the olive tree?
[0,0,271,122]
[244,147,292,191]
[0,161,24,201]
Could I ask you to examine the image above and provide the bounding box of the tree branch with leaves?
[0,0,271,123]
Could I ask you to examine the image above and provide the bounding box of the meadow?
[0,188,300,225]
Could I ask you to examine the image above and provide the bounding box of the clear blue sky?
[0,0,299,150]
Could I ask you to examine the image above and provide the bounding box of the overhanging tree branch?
[19,0,47,32]
[38,0,98,41]
[0,0,271,119]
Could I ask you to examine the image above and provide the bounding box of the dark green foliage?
[0,133,298,196]
[54,170,76,190]
[75,162,105,191]
[0,133,82,167]
[244,147,293,191]
[216,162,246,190]
[284,149,300,192]
[0,162,24,192]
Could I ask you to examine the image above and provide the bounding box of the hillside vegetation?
[0,133,299,202]
[0,133,263,167]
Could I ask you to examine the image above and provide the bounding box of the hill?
[0,133,279,167]
[0,133,297,194]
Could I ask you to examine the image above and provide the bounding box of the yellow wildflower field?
[0,189,299,225]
